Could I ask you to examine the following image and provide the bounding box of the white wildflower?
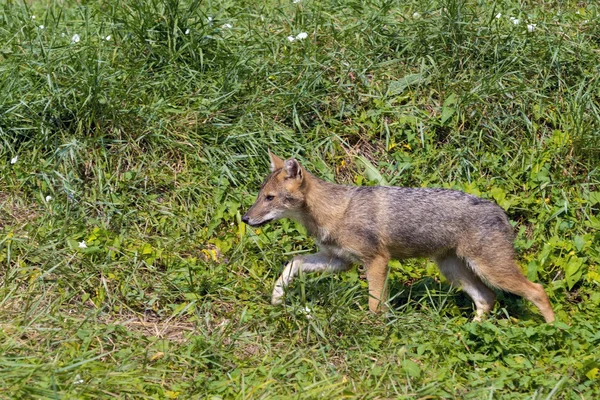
[10,155,18,164]
[31,15,36,19]
[221,23,232,29]
[293,0,302,3]
[295,32,308,40]
[303,306,313,319]
[527,23,537,33]
[45,195,53,202]
[509,17,519,25]
[287,35,295,42]
[575,11,580,15]
[495,13,502,19]
[185,28,190,34]
[207,16,213,23]
[413,12,421,18]
[78,240,87,249]
[105,35,111,41]
[73,374,84,384]
[38,25,44,30]
[71,34,80,43]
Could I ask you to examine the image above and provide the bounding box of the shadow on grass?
[262,270,549,324]
[388,277,549,323]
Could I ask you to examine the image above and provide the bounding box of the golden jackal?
[242,152,555,323]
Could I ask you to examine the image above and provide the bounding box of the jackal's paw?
[472,312,490,323]
[271,286,284,305]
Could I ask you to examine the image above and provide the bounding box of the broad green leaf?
[574,235,586,252]
[441,93,458,124]
[490,187,506,203]
[443,92,458,107]
[402,359,421,378]
[387,73,425,96]
[564,256,585,290]
[355,156,388,185]
[587,270,600,284]
[588,191,600,205]
[142,243,153,255]
[441,106,456,124]
[527,260,538,281]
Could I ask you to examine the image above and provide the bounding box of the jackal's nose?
[242,214,249,224]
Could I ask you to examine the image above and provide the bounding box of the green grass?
[1,0,600,398]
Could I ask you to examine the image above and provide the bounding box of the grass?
[1,0,600,398]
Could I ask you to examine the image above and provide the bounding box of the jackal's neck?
[295,173,349,239]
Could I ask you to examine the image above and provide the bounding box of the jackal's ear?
[268,150,284,172]
[283,158,302,180]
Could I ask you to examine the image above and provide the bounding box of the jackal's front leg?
[365,255,390,313]
[271,252,351,305]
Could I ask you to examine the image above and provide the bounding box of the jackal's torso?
[297,183,514,264]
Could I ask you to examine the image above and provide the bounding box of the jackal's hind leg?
[271,252,351,305]
[466,255,555,323]
[436,255,497,321]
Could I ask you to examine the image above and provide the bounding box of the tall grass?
[1,0,599,398]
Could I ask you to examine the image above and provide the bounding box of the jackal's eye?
[265,195,275,201]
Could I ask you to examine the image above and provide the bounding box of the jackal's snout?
[241,211,273,227]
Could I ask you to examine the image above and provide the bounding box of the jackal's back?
[342,186,514,259]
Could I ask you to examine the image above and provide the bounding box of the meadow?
[1,0,599,398]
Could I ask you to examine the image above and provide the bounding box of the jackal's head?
[242,151,306,227]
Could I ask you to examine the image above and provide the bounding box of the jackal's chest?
[319,243,361,263]
[315,229,361,263]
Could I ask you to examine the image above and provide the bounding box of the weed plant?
[1,0,599,398]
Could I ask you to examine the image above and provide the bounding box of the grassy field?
[1,0,600,398]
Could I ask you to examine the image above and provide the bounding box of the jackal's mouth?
[247,218,273,227]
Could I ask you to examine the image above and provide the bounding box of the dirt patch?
[334,137,390,184]
[101,316,198,342]
[0,192,40,230]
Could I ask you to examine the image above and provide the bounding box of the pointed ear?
[283,158,303,180]
[268,150,284,172]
